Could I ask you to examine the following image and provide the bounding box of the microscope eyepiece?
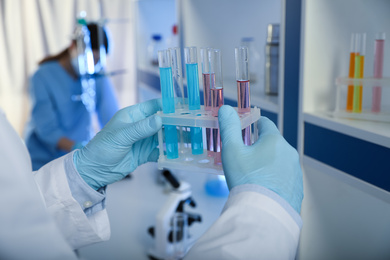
[162,170,180,189]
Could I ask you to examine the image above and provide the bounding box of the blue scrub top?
[24,61,119,171]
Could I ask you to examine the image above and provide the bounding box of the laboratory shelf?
[303,112,390,192]
[303,112,390,149]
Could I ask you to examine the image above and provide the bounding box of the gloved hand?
[71,142,84,151]
[73,99,163,190]
[218,105,303,213]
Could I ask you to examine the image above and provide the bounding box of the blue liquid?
[186,63,203,155]
[159,67,178,159]
[159,67,175,114]
[190,127,203,155]
[165,125,178,159]
[186,63,200,110]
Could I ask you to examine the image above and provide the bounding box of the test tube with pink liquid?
[202,49,224,165]
[372,32,386,113]
[235,46,251,145]
[201,47,214,157]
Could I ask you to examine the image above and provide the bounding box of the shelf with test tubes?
[157,46,261,175]
[333,32,390,123]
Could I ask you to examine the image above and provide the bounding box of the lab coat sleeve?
[34,153,111,249]
[0,108,78,260]
[96,76,119,127]
[186,184,302,260]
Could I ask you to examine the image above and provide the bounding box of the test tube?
[170,47,186,108]
[169,48,187,153]
[209,49,224,165]
[158,50,178,159]
[185,47,203,155]
[353,33,366,113]
[201,47,214,156]
[372,32,385,113]
[346,33,356,112]
[235,46,251,145]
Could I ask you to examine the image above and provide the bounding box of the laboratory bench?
[78,162,228,260]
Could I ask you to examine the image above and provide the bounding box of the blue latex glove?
[73,99,163,190]
[71,142,84,151]
[218,105,303,213]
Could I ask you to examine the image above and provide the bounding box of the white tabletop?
[78,162,228,260]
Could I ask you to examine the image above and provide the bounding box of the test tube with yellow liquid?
[353,33,366,113]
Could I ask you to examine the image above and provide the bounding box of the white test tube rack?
[157,106,261,175]
[333,77,390,122]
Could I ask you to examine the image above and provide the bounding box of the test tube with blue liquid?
[235,46,251,145]
[158,50,178,159]
[169,47,187,152]
[184,47,203,155]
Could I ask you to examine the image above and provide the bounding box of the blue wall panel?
[304,122,390,192]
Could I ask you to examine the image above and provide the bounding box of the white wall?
[181,0,281,91]
[135,0,177,69]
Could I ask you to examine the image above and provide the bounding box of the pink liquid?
[374,40,384,78]
[212,128,221,165]
[211,88,224,116]
[203,73,215,155]
[372,39,385,113]
[211,87,224,165]
[202,73,215,110]
[237,80,251,113]
[237,80,251,145]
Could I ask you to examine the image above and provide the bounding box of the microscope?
[148,170,202,260]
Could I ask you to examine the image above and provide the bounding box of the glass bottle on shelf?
[265,23,280,95]
[166,24,179,49]
[148,34,163,66]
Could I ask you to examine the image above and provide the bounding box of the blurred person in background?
[24,22,119,171]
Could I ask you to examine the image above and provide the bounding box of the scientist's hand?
[218,105,303,213]
[73,99,162,190]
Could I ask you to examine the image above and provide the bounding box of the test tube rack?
[157,106,261,175]
[333,77,390,122]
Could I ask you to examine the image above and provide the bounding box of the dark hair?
[87,22,109,53]
[39,22,109,65]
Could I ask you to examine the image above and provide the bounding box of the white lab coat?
[0,109,301,259]
[185,186,302,259]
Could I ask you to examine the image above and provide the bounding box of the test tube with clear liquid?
[372,32,385,113]
[209,49,224,165]
[169,48,187,153]
[185,46,203,155]
[201,47,215,157]
[158,50,178,159]
[353,33,366,113]
[235,46,251,145]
